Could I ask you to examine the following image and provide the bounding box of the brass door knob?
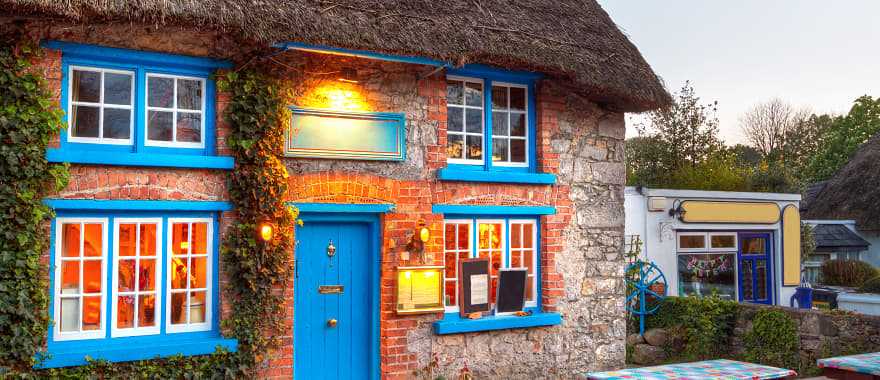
[327,318,337,328]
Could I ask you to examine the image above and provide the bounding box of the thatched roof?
[0,0,669,112]
[804,133,880,231]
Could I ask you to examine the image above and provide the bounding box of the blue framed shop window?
[43,41,234,170]
[431,204,561,334]
[439,65,556,185]
[41,204,236,368]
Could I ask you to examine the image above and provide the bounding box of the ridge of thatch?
[804,133,880,231]
[0,0,670,112]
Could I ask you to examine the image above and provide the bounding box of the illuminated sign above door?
[286,107,406,161]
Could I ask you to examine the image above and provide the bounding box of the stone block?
[626,333,645,346]
[643,328,668,347]
[632,343,666,365]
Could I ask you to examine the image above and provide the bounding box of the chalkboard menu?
[458,258,490,317]
[496,268,528,314]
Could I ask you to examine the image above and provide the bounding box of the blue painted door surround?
[294,213,379,380]
[738,233,773,305]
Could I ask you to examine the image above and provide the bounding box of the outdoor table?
[818,352,880,379]
[585,359,797,380]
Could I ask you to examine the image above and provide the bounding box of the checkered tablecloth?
[818,352,880,375]
[586,359,796,380]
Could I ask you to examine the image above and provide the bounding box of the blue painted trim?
[432,204,555,216]
[39,334,237,368]
[736,232,775,305]
[43,41,232,70]
[446,64,543,83]
[433,312,561,335]
[292,203,395,214]
[275,42,449,67]
[286,107,406,161]
[46,149,235,169]
[44,199,233,211]
[437,168,556,184]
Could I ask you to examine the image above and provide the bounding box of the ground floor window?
[676,232,738,301]
[443,218,537,312]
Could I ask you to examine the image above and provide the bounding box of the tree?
[740,99,811,161]
[805,96,880,181]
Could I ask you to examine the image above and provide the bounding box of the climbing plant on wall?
[0,31,69,372]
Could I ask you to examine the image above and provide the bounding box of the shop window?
[54,218,107,341]
[112,219,161,337]
[676,232,738,301]
[442,218,538,312]
[167,219,212,333]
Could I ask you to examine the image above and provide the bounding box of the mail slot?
[318,285,344,294]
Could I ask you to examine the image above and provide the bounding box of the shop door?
[295,220,373,379]
[738,233,773,304]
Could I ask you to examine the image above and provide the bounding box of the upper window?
[445,71,535,172]
[146,75,206,148]
[68,67,134,144]
[443,218,538,312]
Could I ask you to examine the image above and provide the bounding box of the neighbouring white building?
[625,187,802,306]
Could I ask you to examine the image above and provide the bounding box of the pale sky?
[597,1,880,144]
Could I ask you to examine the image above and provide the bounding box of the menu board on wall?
[285,107,406,161]
[458,258,490,317]
[496,268,527,314]
[396,266,444,315]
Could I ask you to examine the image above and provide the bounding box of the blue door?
[295,219,376,379]
[738,233,773,304]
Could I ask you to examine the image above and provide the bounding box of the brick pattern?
[56,166,228,201]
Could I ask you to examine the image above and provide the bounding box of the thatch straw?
[804,133,880,231]
[1,0,670,112]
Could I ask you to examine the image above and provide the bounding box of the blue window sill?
[437,168,556,185]
[38,334,237,368]
[433,312,562,335]
[47,149,234,170]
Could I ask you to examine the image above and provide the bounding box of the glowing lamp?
[258,221,274,242]
[419,226,430,243]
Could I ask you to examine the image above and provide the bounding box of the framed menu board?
[496,268,528,315]
[458,258,490,317]
[396,266,444,314]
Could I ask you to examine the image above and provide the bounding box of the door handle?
[327,318,337,328]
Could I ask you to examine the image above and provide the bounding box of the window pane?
[446,81,463,104]
[447,134,463,159]
[139,294,156,327]
[118,224,136,257]
[490,250,501,276]
[511,250,522,267]
[62,223,81,257]
[83,260,102,293]
[147,111,173,141]
[458,224,469,249]
[679,235,705,249]
[60,261,80,292]
[490,277,498,305]
[191,256,207,288]
[492,111,507,136]
[445,251,457,278]
[82,296,101,330]
[522,223,533,248]
[711,235,736,249]
[742,237,766,255]
[511,225,521,249]
[510,87,526,111]
[525,276,534,301]
[170,292,186,324]
[677,253,736,301]
[172,223,189,255]
[478,223,502,249]
[510,113,525,137]
[444,224,456,250]
[464,82,482,107]
[445,281,456,306]
[148,77,174,108]
[466,135,482,160]
[171,257,188,289]
[176,112,202,143]
[510,139,526,163]
[83,224,102,257]
[139,259,157,291]
[117,295,134,328]
[524,249,534,273]
[140,224,157,257]
[756,261,768,300]
[104,72,132,105]
[118,259,135,291]
[59,298,79,332]
[72,70,100,103]
[190,291,206,323]
[447,107,463,132]
[492,138,509,162]
[465,108,482,133]
[191,223,208,254]
[72,105,99,138]
[103,108,131,139]
[491,86,507,109]
[177,79,202,110]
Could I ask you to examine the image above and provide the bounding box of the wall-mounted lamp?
[258,221,274,242]
[405,219,430,264]
[338,67,359,83]
[668,203,686,220]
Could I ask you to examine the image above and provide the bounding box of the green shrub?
[859,276,880,294]
[643,295,739,360]
[743,309,798,370]
[821,259,878,287]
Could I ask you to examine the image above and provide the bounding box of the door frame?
[295,211,381,380]
[737,232,774,305]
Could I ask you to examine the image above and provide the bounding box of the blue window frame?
[43,207,235,368]
[43,41,234,170]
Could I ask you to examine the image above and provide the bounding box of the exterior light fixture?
[258,221,274,242]
[405,219,430,264]
[338,67,359,83]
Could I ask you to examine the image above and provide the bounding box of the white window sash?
[446,76,486,165]
[676,232,708,252]
[509,219,538,307]
[443,219,472,313]
[144,73,206,149]
[53,217,108,341]
[67,66,135,145]
[489,82,529,168]
[165,217,213,333]
[110,218,163,338]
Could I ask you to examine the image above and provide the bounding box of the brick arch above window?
[286,172,401,205]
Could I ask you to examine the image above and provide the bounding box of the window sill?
[46,149,234,170]
[38,334,238,368]
[437,168,556,185]
[432,312,561,335]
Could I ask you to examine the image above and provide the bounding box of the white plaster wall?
[860,231,880,268]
